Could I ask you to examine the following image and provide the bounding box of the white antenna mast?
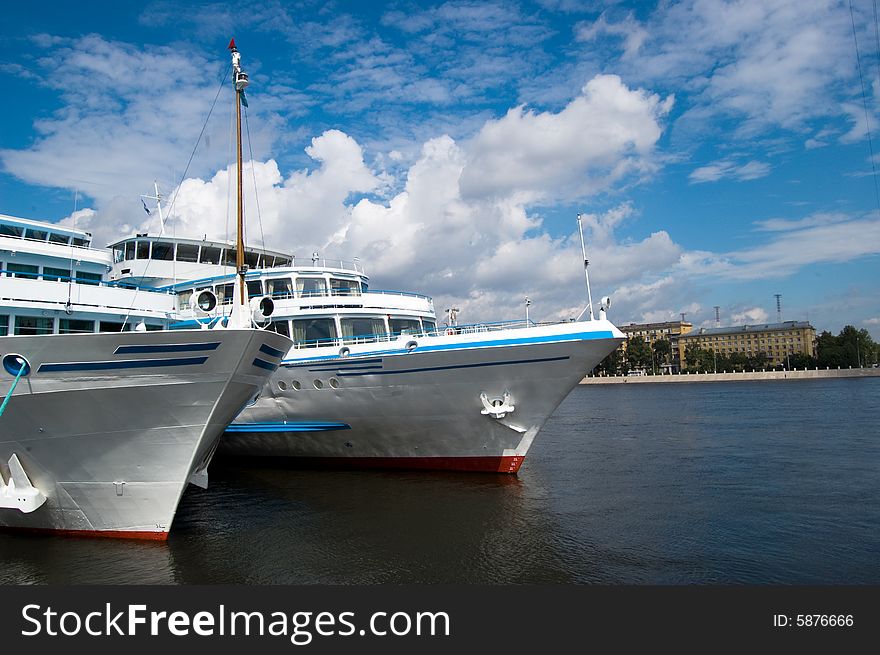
[141,181,166,236]
[576,213,595,321]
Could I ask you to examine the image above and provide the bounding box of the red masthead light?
[228,38,237,51]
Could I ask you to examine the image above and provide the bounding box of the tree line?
[593,325,878,375]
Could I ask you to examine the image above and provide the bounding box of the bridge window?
[136,240,150,259]
[330,278,360,296]
[124,241,135,260]
[422,320,436,334]
[25,229,48,241]
[176,243,199,263]
[267,277,293,299]
[341,317,386,342]
[59,319,95,334]
[215,283,234,304]
[15,316,53,335]
[268,319,290,338]
[200,246,221,265]
[297,277,327,297]
[222,249,237,267]
[42,267,71,281]
[245,251,260,268]
[72,237,89,247]
[49,232,72,245]
[151,242,174,261]
[7,263,39,279]
[390,318,421,335]
[291,318,337,347]
[113,245,125,263]
[0,224,23,238]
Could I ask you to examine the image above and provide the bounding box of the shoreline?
[581,367,880,384]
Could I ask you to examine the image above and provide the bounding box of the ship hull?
[0,328,289,539]
[221,321,623,472]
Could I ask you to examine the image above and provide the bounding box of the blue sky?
[1,0,879,336]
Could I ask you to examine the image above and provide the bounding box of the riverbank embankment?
[581,367,880,384]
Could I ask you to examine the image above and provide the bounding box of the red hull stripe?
[1,526,168,541]
[238,455,525,474]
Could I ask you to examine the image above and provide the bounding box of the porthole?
[313,379,323,389]
[329,377,340,389]
[406,340,418,351]
[277,380,287,391]
[291,380,301,391]
[339,346,350,357]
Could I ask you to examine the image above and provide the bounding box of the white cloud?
[730,307,770,324]
[460,74,673,200]
[689,159,771,183]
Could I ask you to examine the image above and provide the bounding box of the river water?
[1,378,878,584]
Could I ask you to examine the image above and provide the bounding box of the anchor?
[480,391,515,419]
[0,454,47,513]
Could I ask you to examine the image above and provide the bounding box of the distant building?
[678,321,816,369]
[618,320,693,373]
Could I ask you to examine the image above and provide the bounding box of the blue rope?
[0,361,26,419]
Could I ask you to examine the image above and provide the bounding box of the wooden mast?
[229,38,249,307]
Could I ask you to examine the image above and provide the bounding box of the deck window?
[177,290,193,310]
[99,321,125,332]
[151,242,174,261]
[291,318,337,347]
[72,237,89,247]
[42,267,71,282]
[268,319,291,338]
[200,246,221,265]
[267,277,293,299]
[341,317,386,342]
[0,224,24,238]
[0,315,8,336]
[296,277,327,297]
[7,263,39,279]
[59,319,95,334]
[246,280,263,298]
[390,318,421,336]
[215,283,235,304]
[245,251,260,268]
[422,320,436,334]
[330,278,360,296]
[222,249,237,267]
[76,272,102,286]
[15,316,53,335]
[25,229,48,241]
[136,241,150,259]
[176,243,199,263]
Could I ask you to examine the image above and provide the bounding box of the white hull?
[222,320,624,472]
[0,328,289,538]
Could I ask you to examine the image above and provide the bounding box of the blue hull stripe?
[39,356,209,372]
[337,355,570,377]
[114,342,221,354]
[284,357,385,368]
[281,330,615,366]
[259,343,287,359]
[308,364,384,372]
[226,421,351,433]
[252,358,279,372]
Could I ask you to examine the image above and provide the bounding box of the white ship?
[0,215,290,538]
[0,42,292,538]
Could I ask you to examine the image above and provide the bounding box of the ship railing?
[0,269,175,294]
[288,318,573,350]
[291,257,365,273]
